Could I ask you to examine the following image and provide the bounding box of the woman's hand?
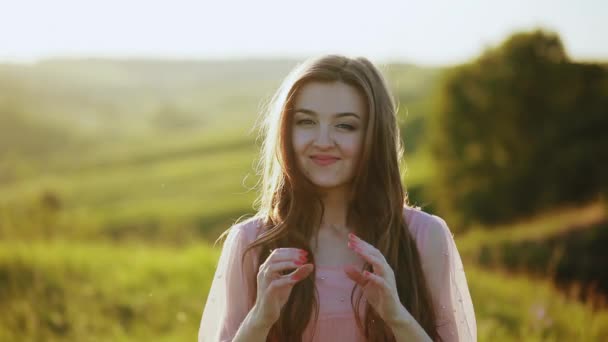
[342,229,407,324]
[253,248,314,328]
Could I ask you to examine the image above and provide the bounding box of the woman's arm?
[417,215,477,342]
[200,218,314,341]
[344,230,433,341]
[387,305,432,342]
[232,305,272,342]
[199,220,261,342]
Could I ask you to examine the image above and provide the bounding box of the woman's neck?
[318,185,350,229]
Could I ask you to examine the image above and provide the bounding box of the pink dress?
[198,206,477,341]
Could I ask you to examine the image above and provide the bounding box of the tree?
[428,29,608,229]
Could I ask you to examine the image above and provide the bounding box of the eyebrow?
[294,108,361,119]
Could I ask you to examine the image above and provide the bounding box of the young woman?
[198,55,477,341]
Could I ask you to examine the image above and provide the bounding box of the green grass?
[467,264,608,341]
[1,58,606,340]
[0,240,220,342]
[457,201,606,257]
[0,128,262,242]
[1,126,605,340]
[1,239,606,341]
[0,122,436,244]
[1,122,605,340]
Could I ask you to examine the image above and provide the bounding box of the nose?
[313,125,334,149]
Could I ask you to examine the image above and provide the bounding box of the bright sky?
[0,0,605,66]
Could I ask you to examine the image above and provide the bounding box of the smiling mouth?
[311,157,339,166]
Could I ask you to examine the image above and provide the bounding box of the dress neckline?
[316,264,347,271]
[315,263,364,272]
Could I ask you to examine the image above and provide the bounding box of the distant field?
[1,59,606,341]
[1,125,605,341]
[0,239,218,342]
[0,120,435,244]
[1,237,607,341]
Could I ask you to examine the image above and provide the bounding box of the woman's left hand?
[342,228,407,324]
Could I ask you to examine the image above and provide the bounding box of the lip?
[310,155,339,166]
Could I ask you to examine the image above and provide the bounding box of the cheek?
[341,135,364,160]
[292,129,312,156]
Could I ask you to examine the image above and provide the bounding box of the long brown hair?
[238,55,441,341]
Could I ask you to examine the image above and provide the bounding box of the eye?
[337,124,355,131]
[296,119,314,125]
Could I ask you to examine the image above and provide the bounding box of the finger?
[348,233,387,262]
[348,234,389,275]
[266,260,305,275]
[347,241,387,276]
[362,270,388,290]
[268,275,298,290]
[268,247,308,263]
[287,264,314,282]
[261,251,308,274]
[344,264,369,287]
[268,264,312,290]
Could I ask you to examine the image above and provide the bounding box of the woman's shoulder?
[402,205,451,239]
[228,215,265,242]
[225,208,452,244]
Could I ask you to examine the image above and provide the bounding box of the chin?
[309,178,346,189]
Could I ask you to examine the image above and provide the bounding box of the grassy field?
[0,128,259,243]
[1,231,607,341]
[1,59,607,341]
[1,127,606,341]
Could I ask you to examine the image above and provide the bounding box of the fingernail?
[364,271,371,277]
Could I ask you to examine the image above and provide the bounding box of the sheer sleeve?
[198,220,260,342]
[419,215,477,342]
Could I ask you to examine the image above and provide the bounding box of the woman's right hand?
[253,248,314,327]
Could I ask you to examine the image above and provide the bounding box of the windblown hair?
[238,55,441,341]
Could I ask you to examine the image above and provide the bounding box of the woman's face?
[291,81,367,191]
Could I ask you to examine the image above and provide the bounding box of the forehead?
[293,81,367,119]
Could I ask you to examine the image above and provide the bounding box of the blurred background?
[1,0,607,340]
